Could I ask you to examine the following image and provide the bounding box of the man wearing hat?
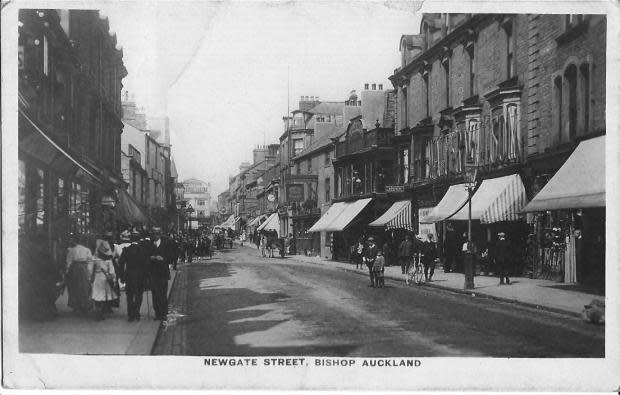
[495,232,511,285]
[119,230,149,321]
[362,237,379,287]
[148,227,172,321]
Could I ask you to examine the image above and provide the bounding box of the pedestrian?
[423,234,438,282]
[148,228,172,321]
[259,234,267,257]
[363,237,379,287]
[373,249,386,288]
[444,223,457,273]
[240,230,247,247]
[102,231,121,311]
[186,237,195,263]
[91,240,118,321]
[495,232,511,285]
[65,233,93,315]
[382,239,391,267]
[118,230,148,322]
[288,233,296,255]
[204,236,212,259]
[398,234,414,277]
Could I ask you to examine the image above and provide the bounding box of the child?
[374,250,386,288]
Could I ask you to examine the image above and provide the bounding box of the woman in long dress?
[91,240,118,321]
[65,234,93,314]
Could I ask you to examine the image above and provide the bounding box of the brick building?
[18,9,127,318]
[389,13,605,288]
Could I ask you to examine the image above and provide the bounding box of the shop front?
[308,198,374,261]
[421,173,529,274]
[523,136,605,291]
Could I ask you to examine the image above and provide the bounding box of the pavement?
[19,270,178,355]
[237,242,605,317]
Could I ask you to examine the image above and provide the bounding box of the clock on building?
[267,193,275,202]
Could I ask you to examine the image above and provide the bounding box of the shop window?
[34,168,45,231]
[18,160,26,230]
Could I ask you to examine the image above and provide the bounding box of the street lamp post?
[185,204,194,231]
[463,167,477,290]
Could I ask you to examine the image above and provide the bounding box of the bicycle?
[407,253,425,285]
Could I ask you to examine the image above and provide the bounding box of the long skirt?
[67,262,92,312]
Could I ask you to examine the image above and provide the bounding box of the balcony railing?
[413,108,521,182]
[335,129,394,159]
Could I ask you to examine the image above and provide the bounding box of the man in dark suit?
[495,232,511,285]
[148,227,172,321]
[118,231,149,322]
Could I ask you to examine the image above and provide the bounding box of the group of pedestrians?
[397,233,438,284]
[176,234,212,264]
[64,227,175,322]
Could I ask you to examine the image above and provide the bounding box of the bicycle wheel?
[413,264,425,285]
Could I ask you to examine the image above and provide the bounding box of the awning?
[115,188,149,224]
[419,184,469,223]
[368,200,413,231]
[524,136,605,211]
[257,213,280,235]
[307,202,347,233]
[19,110,103,184]
[220,214,235,228]
[248,214,267,227]
[449,174,527,223]
[323,198,373,232]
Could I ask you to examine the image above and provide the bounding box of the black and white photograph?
[2,0,619,391]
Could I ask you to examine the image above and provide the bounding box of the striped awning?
[449,174,527,223]
[368,200,413,231]
[523,136,605,211]
[419,184,469,223]
[257,213,280,234]
[308,202,347,233]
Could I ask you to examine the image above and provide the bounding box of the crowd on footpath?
[19,226,222,323]
[346,228,519,288]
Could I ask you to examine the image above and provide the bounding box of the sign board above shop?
[385,185,405,193]
[286,184,304,202]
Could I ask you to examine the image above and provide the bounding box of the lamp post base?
[464,251,475,290]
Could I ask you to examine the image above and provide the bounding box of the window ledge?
[556,22,588,45]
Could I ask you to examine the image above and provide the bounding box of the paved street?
[153,247,604,357]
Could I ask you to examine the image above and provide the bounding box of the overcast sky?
[103,1,421,197]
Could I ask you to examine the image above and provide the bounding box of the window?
[197,199,205,206]
[565,64,577,141]
[146,139,150,164]
[443,59,450,107]
[468,45,476,96]
[401,86,408,129]
[580,63,590,134]
[554,76,563,143]
[293,138,304,155]
[403,148,409,182]
[295,162,301,175]
[307,159,312,173]
[325,178,330,201]
[424,73,430,117]
[506,22,515,79]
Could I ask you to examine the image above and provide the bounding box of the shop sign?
[286,184,304,202]
[385,185,405,193]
